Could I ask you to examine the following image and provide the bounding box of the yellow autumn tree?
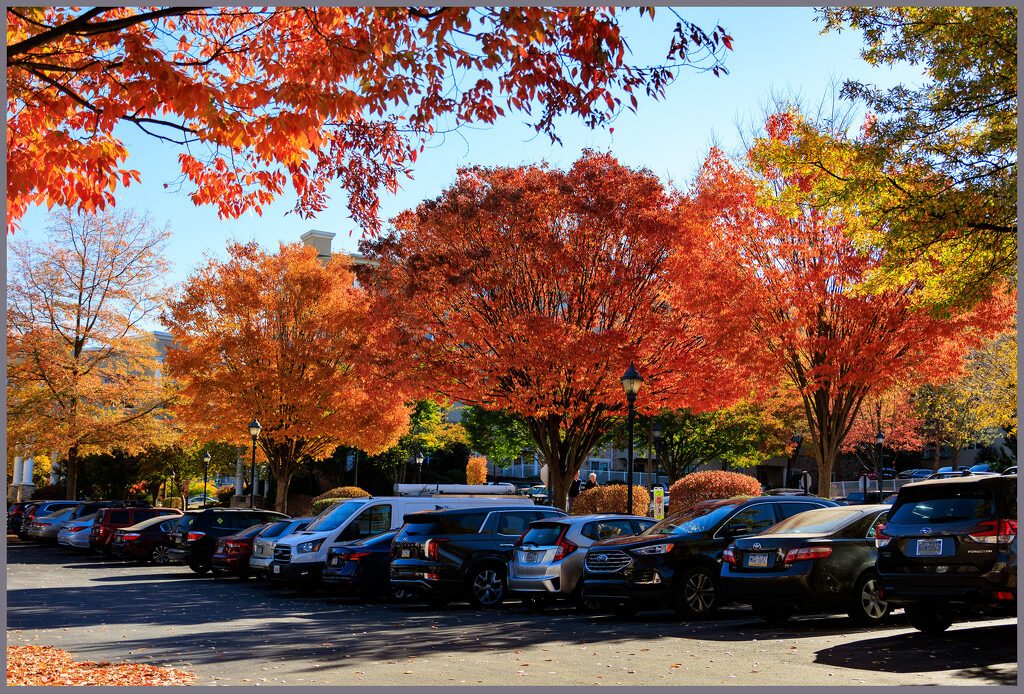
[466,456,488,486]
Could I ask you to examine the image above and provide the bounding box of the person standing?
[584,473,598,491]
[568,471,583,511]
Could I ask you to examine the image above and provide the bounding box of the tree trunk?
[933,433,941,472]
[65,444,80,500]
[274,471,292,514]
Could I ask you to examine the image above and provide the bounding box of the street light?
[248,419,262,509]
[621,362,643,514]
[875,430,885,499]
[202,451,211,507]
[415,452,424,484]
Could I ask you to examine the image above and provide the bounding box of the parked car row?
[11,474,1015,635]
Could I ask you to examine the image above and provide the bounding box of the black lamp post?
[875,430,885,498]
[202,451,211,506]
[415,452,424,484]
[621,362,644,515]
[787,434,803,489]
[248,419,262,509]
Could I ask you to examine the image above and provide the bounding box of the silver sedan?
[508,513,656,611]
[57,513,98,549]
[26,507,76,543]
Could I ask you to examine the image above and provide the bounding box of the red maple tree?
[667,112,1014,491]
[361,151,745,509]
[8,7,731,234]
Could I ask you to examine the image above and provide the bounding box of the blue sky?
[15,7,926,295]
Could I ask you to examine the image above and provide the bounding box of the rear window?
[761,508,864,535]
[521,523,566,546]
[890,485,994,525]
[176,515,197,531]
[401,512,488,537]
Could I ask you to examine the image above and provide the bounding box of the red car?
[211,523,273,578]
[110,515,183,565]
[90,507,181,555]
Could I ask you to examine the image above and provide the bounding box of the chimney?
[300,230,336,264]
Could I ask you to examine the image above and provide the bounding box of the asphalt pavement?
[5,538,1017,686]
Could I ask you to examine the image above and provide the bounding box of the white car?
[187,496,213,508]
[57,513,98,549]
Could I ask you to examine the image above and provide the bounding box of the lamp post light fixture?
[875,430,885,498]
[202,451,211,507]
[248,419,262,509]
[621,362,644,515]
[415,452,424,484]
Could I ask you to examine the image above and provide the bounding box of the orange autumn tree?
[6,208,174,499]
[362,151,746,510]
[161,241,411,513]
[667,111,1014,493]
[840,387,925,475]
[7,7,732,233]
[466,456,488,486]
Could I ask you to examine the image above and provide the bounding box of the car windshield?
[304,500,367,532]
[758,508,863,535]
[641,501,742,536]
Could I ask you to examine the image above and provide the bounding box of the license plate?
[273,565,280,574]
[917,539,942,556]
[329,557,338,566]
[747,553,769,568]
[401,549,410,558]
[525,551,539,563]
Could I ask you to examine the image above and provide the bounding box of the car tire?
[753,604,793,624]
[150,544,171,565]
[521,594,553,611]
[387,586,413,603]
[848,573,890,625]
[672,565,719,620]
[572,584,601,614]
[466,564,506,608]
[905,604,956,634]
[188,559,211,574]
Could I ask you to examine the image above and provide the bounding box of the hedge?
[310,486,370,516]
[667,470,762,515]
[571,484,650,516]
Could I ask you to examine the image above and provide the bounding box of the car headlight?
[632,543,674,555]
[296,540,324,554]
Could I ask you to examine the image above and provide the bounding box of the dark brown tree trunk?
[274,470,293,514]
[65,444,80,500]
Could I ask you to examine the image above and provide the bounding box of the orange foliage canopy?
[161,241,411,512]
[466,456,488,486]
[362,151,746,510]
[7,7,731,233]
[667,111,1015,490]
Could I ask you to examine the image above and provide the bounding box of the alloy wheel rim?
[860,578,887,619]
[473,570,502,604]
[152,545,170,564]
[685,572,714,612]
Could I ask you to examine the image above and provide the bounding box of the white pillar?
[12,456,24,486]
[22,457,34,486]
[235,454,244,497]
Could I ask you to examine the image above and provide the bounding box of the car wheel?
[467,565,506,608]
[188,559,211,574]
[673,565,719,620]
[571,584,601,614]
[848,573,890,625]
[905,604,956,634]
[522,594,553,611]
[387,586,413,603]
[150,544,171,565]
[753,604,793,624]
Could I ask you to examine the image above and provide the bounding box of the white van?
[268,490,536,590]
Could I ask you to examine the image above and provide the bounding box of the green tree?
[368,400,468,485]
[817,7,1016,311]
[461,406,537,469]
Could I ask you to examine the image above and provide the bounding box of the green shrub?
[667,470,762,515]
[311,497,343,515]
[311,486,370,505]
[571,484,650,516]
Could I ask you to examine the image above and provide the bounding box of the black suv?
[390,505,566,607]
[582,495,837,618]
[876,474,1017,633]
[169,508,287,573]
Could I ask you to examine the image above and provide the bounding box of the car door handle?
[500,543,515,548]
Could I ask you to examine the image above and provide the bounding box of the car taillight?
[552,527,578,562]
[968,519,1017,544]
[784,546,833,563]
[121,533,141,541]
[187,531,206,542]
[424,538,449,561]
[992,591,1015,601]
[344,551,371,561]
[224,541,248,554]
[69,526,87,533]
[722,547,737,565]
[874,523,891,548]
[513,530,529,548]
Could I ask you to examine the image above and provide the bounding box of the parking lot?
[6,538,1016,686]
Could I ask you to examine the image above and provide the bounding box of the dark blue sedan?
[321,530,405,601]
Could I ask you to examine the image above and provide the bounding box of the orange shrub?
[466,456,488,485]
[571,484,650,516]
[311,486,370,505]
[668,470,762,514]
